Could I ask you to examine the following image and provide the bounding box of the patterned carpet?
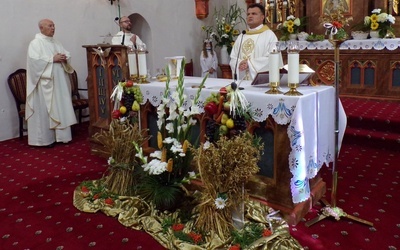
[0,125,165,250]
[1,97,399,249]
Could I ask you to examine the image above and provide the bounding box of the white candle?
[138,53,147,76]
[269,52,280,83]
[288,52,299,84]
[128,53,138,76]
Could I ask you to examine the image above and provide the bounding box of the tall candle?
[288,52,299,84]
[128,53,138,76]
[138,53,147,76]
[269,52,280,83]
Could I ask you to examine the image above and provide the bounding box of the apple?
[204,102,218,115]
[219,125,228,135]
[125,80,134,87]
[119,106,127,114]
[112,110,121,119]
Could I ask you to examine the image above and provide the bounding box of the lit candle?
[288,52,299,84]
[269,52,280,83]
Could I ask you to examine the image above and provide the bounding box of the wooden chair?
[7,69,27,139]
[68,70,89,123]
[185,59,194,76]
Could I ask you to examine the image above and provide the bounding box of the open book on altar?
[251,64,315,86]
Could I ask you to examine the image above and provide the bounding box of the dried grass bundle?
[92,119,148,196]
[193,133,262,238]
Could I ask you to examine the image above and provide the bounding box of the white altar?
[138,77,347,204]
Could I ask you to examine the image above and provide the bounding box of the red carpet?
[0,124,165,250]
[1,96,400,249]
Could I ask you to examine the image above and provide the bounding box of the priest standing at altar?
[26,19,77,147]
[229,3,283,80]
[112,16,144,49]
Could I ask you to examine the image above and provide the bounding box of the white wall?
[0,0,247,141]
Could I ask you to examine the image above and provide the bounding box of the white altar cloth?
[278,38,400,51]
[138,77,347,204]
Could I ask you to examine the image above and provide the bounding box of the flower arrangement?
[210,3,245,54]
[277,15,303,41]
[320,3,353,40]
[364,8,396,38]
[134,59,206,211]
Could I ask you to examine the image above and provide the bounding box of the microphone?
[233,30,246,82]
[121,32,125,45]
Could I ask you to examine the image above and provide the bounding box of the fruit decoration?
[110,79,143,123]
[204,84,251,142]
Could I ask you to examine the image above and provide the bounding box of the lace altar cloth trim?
[279,38,400,51]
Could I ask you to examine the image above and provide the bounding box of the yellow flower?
[224,24,231,33]
[167,158,173,172]
[287,20,294,27]
[370,14,378,22]
[288,26,294,33]
[233,29,239,35]
[370,22,379,30]
[182,140,189,153]
[157,132,163,149]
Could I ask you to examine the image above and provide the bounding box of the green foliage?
[230,223,265,248]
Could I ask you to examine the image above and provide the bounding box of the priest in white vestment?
[111,16,144,49]
[230,3,283,81]
[26,19,77,147]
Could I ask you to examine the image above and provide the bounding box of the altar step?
[341,97,400,149]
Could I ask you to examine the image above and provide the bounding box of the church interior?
[1,0,400,249]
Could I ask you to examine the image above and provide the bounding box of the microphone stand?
[232,30,246,91]
[305,39,373,228]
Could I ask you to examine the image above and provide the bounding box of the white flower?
[364,16,371,25]
[143,159,167,175]
[167,111,178,122]
[107,157,114,165]
[188,171,196,178]
[189,118,197,126]
[387,14,396,24]
[119,116,127,122]
[287,15,295,20]
[165,122,174,133]
[222,34,229,39]
[377,13,388,23]
[372,8,381,14]
[163,137,175,144]
[215,197,227,209]
[150,150,162,159]
[190,104,200,115]
[203,141,211,150]
[294,18,301,26]
[157,119,164,130]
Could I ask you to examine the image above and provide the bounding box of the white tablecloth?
[278,38,400,51]
[138,77,347,204]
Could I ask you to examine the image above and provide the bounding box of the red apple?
[112,110,121,119]
[125,80,133,87]
[204,102,218,115]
